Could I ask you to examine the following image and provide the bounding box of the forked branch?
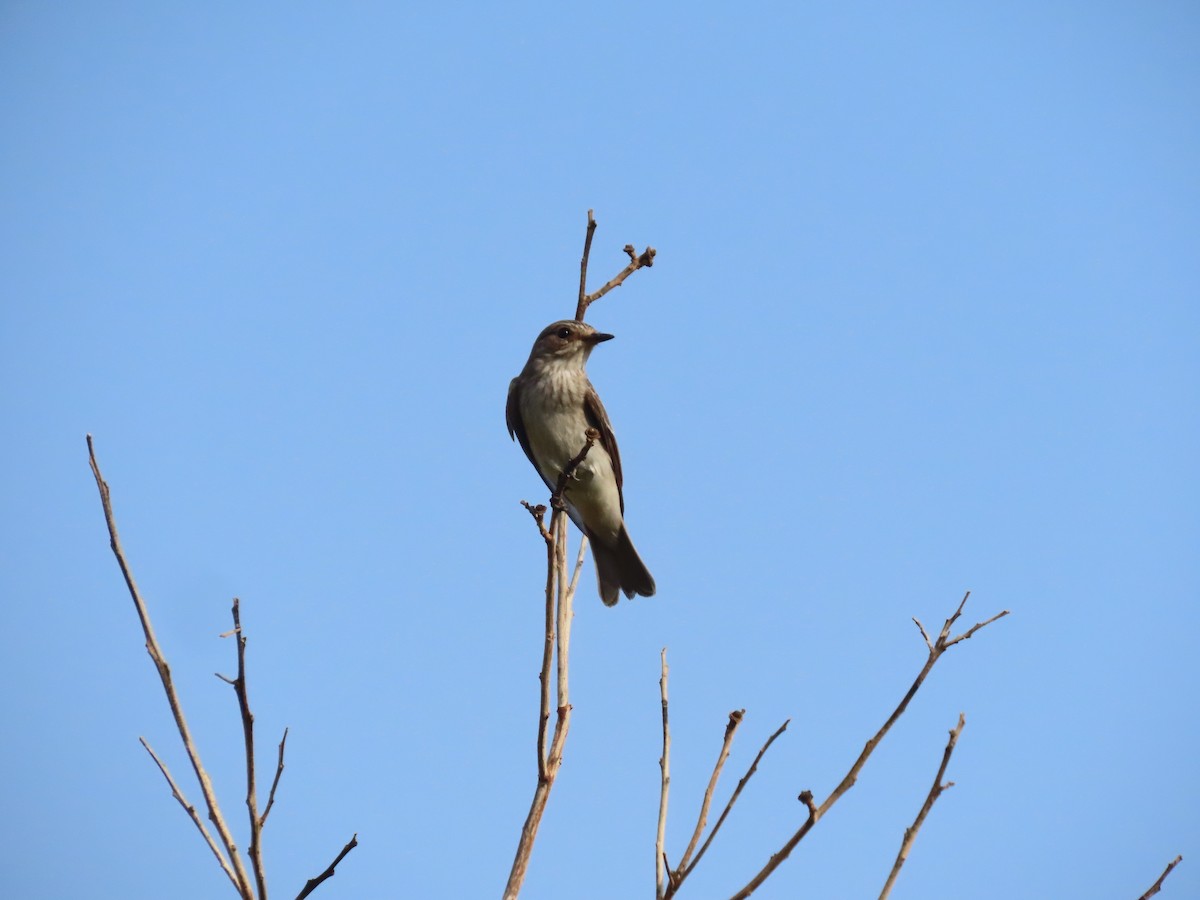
[87,435,256,899]
[88,435,356,899]
[575,209,655,322]
[727,592,1008,899]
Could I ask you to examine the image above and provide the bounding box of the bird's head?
[528,319,614,369]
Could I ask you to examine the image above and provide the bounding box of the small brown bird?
[507,319,655,606]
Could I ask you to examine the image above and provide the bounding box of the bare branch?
[223,599,268,900]
[1138,855,1184,900]
[728,592,1007,899]
[294,834,359,900]
[656,649,671,900]
[577,209,597,316]
[878,714,966,900]
[574,210,656,322]
[87,435,256,900]
[139,737,241,894]
[667,718,790,897]
[520,501,552,544]
[260,728,289,828]
[550,429,598,512]
[504,505,580,899]
[677,710,745,875]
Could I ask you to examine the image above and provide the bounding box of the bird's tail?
[590,525,656,607]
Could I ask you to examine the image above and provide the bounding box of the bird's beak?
[587,332,615,345]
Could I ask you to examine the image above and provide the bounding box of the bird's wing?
[507,377,555,495]
[583,379,625,514]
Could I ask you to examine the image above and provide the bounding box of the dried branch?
[295,834,359,900]
[878,713,966,900]
[728,592,1008,899]
[550,428,598,512]
[504,458,585,898]
[577,209,597,315]
[87,435,256,900]
[574,210,656,322]
[1138,855,1183,900]
[678,710,745,874]
[139,737,241,893]
[656,649,671,900]
[661,717,789,900]
[260,728,288,828]
[222,599,268,900]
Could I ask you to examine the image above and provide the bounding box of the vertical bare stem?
[504,510,576,900]
[576,209,597,320]
[228,599,268,900]
[656,649,671,900]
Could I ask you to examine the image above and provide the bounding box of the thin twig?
[260,728,288,828]
[577,209,597,317]
[677,710,745,875]
[878,714,966,900]
[87,435,256,900]
[656,649,671,900]
[139,737,241,893]
[294,834,358,900]
[550,429,598,512]
[574,210,655,322]
[728,592,1008,899]
[664,720,790,899]
[224,599,268,900]
[1138,855,1184,900]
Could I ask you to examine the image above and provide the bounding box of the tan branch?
[224,599,268,900]
[728,592,1008,899]
[504,483,583,898]
[577,209,597,316]
[1138,855,1183,900]
[573,210,656,322]
[656,649,671,900]
[139,737,241,894]
[87,435,255,899]
[260,727,288,828]
[294,834,358,900]
[678,710,745,874]
[664,719,789,899]
[878,713,966,900]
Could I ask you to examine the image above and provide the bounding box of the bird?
[507,319,656,606]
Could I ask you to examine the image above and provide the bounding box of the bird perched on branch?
[507,319,655,606]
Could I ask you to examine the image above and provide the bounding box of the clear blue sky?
[2,4,1196,898]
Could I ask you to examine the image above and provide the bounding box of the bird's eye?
[557,327,572,339]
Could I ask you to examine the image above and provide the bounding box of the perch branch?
[294,834,359,900]
[574,210,655,322]
[506,432,590,898]
[1138,855,1183,900]
[87,435,256,899]
[877,713,966,900]
[728,592,1008,899]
